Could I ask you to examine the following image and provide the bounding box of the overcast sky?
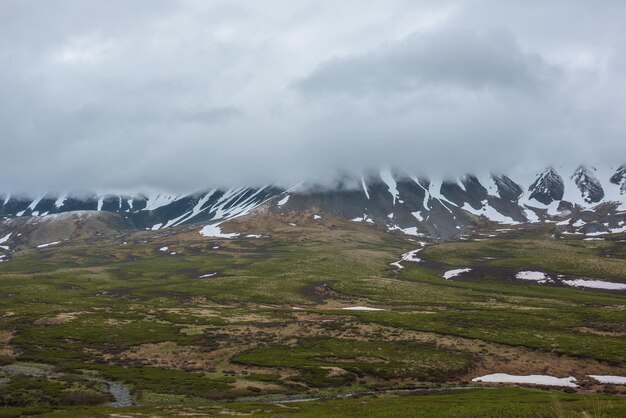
[1,0,625,193]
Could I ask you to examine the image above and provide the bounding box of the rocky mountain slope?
[1,165,625,248]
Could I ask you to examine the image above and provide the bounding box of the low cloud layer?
[1,0,625,193]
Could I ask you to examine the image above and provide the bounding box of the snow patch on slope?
[443,268,472,279]
[277,195,290,207]
[0,233,12,245]
[361,176,370,200]
[199,223,239,239]
[380,169,399,205]
[37,241,61,248]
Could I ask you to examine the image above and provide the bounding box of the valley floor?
[0,215,625,416]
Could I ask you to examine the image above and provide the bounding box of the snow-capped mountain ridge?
[0,187,281,231]
[1,165,625,240]
[279,165,626,239]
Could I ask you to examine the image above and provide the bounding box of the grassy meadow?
[0,220,625,416]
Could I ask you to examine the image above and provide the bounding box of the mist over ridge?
[1,1,625,193]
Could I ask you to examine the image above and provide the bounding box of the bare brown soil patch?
[34,312,82,326]
[120,342,227,370]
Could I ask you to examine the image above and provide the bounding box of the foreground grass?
[2,388,626,417]
[0,223,625,413]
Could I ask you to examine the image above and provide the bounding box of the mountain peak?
[610,164,626,195]
[571,166,604,204]
[528,167,564,205]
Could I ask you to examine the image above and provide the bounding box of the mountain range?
[1,165,625,248]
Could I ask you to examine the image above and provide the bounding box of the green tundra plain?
[0,215,625,417]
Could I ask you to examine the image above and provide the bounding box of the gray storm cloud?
[296,29,558,95]
[0,0,625,193]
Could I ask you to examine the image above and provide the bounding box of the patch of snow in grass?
[390,242,428,268]
[402,248,423,263]
[245,234,263,238]
[563,279,626,291]
[200,224,239,239]
[585,231,607,237]
[159,246,169,252]
[387,225,423,236]
[516,271,549,282]
[313,215,321,220]
[400,227,423,236]
[342,306,385,311]
[199,273,217,278]
[352,213,375,224]
[472,374,577,387]
[588,375,626,384]
[443,268,472,279]
[151,223,162,231]
[37,241,61,248]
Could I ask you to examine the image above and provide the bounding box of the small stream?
[0,364,132,408]
[1,364,487,407]
[86,377,133,407]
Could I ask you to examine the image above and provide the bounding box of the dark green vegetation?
[0,373,110,408]
[421,237,626,281]
[233,338,472,387]
[0,218,625,416]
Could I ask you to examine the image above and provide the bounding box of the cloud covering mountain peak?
[1,0,625,193]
